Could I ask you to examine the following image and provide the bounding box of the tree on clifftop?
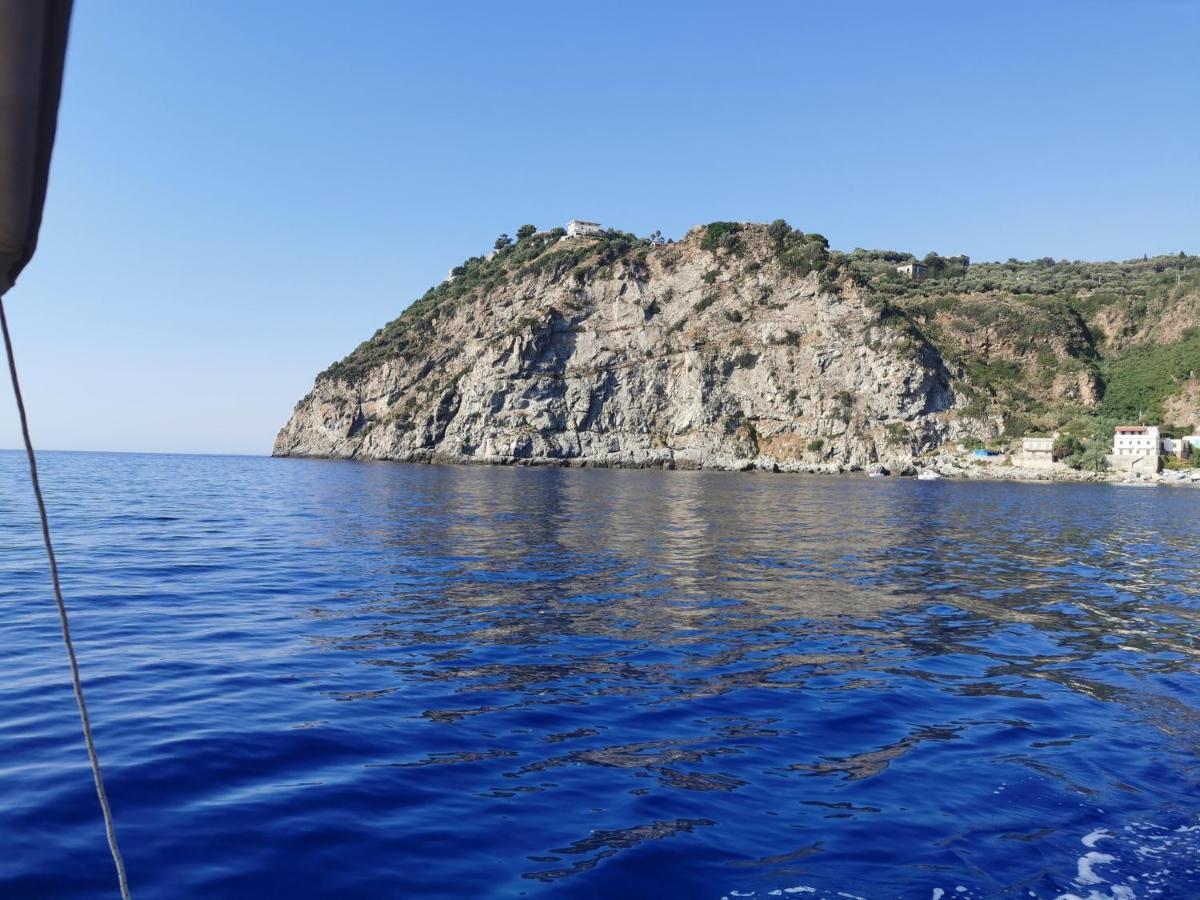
[516,224,537,241]
[494,234,512,250]
[767,219,794,245]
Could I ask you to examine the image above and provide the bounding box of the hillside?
[273,221,1200,472]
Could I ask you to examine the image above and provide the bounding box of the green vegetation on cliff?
[849,244,1200,434]
[322,225,651,382]
[320,220,1200,440]
[1101,327,1200,422]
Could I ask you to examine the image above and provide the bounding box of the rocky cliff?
[274,222,1200,472]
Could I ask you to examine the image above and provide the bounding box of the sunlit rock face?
[274,224,961,473]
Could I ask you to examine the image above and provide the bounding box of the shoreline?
[272,450,1200,487]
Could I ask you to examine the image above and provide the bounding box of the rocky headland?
[274,221,1200,481]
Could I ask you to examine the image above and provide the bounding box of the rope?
[1,295,132,900]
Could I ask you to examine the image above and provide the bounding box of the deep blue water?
[2,451,1199,899]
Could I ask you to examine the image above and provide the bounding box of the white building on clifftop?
[566,219,602,238]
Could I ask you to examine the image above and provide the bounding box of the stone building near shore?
[1109,425,1160,474]
[1018,434,1057,468]
[1161,437,1191,459]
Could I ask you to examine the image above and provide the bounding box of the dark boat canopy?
[0,0,72,296]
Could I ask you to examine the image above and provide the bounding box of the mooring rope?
[0,295,132,900]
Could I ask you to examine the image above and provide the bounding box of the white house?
[566,219,602,238]
[896,261,927,280]
[1110,425,1160,473]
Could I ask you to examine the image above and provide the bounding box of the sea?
[2,450,1199,898]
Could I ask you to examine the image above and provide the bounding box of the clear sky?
[2,0,1197,455]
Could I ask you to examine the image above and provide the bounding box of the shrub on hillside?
[1052,433,1083,460]
[701,221,743,253]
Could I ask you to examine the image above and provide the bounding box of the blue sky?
[2,0,1197,454]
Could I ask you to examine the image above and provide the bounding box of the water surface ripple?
[2,452,1198,898]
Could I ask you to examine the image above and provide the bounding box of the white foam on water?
[725,819,1200,900]
[1077,851,1116,885]
[1052,816,1200,899]
[1082,829,1111,849]
[1054,889,1134,900]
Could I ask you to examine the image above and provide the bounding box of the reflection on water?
[1,452,1199,899]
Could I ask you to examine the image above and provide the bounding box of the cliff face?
[274,222,1200,471]
[274,225,959,471]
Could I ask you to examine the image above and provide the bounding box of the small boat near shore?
[917,470,941,481]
